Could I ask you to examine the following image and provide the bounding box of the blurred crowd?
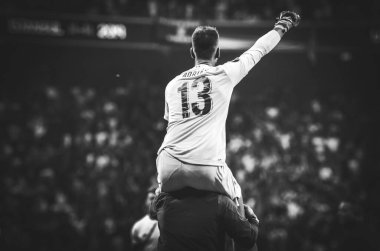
[2,0,379,21]
[1,60,378,251]
[0,72,165,250]
[226,87,370,250]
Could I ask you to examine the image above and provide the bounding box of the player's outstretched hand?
[244,204,260,225]
[274,11,301,33]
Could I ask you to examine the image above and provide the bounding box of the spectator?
[131,185,159,251]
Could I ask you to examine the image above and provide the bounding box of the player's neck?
[195,59,215,66]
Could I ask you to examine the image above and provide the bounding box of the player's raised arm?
[222,11,301,86]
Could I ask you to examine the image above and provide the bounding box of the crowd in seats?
[0,77,165,250]
[226,87,368,250]
[2,0,379,21]
[1,68,374,250]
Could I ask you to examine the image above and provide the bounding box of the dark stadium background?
[1,1,380,251]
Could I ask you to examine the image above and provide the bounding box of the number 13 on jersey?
[177,76,213,119]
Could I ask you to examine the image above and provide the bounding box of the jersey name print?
[182,68,206,78]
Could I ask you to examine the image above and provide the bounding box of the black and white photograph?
[1,1,379,251]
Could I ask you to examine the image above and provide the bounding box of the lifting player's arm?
[222,11,301,86]
[219,196,260,249]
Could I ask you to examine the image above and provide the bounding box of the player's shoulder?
[219,57,241,70]
[131,217,142,233]
[132,215,151,232]
[206,64,227,76]
[206,59,243,79]
[165,75,181,92]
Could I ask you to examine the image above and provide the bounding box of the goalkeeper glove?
[274,11,301,33]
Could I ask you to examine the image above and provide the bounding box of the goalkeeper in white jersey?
[156,11,301,213]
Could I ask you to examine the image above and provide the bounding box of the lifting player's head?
[190,26,220,65]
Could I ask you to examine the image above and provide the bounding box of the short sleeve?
[164,101,168,121]
[130,222,139,245]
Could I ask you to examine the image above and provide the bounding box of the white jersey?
[131,215,159,251]
[158,30,281,166]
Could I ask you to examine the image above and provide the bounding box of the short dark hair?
[191,26,219,60]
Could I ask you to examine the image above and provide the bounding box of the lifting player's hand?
[274,11,301,33]
[244,204,259,225]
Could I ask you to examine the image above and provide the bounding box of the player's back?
[158,29,282,166]
[158,63,236,166]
